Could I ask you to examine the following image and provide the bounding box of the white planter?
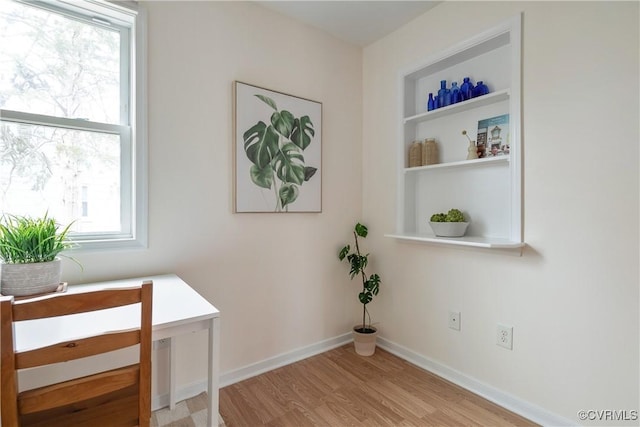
[352,325,378,356]
[1,259,62,296]
[429,221,469,237]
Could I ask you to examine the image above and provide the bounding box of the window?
[0,0,147,249]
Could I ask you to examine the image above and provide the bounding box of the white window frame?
[0,0,148,250]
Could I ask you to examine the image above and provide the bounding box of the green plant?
[430,208,466,223]
[242,94,318,212]
[338,223,381,333]
[0,213,76,264]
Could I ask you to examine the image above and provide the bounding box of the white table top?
[12,274,219,352]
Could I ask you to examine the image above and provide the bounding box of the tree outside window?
[0,0,142,242]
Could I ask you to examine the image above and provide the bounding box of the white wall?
[60,0,363,396]
[363,1,639,424]
[52,0,640,422]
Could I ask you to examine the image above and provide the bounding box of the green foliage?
[355,223,368,238]
[445,209,465,222]
[249,164,274,189]
[290,116,315,150]
[271,111,295,137]
[303,166,317,182]
[278,183,299,208]
[430,213,447,222]
[431,209,466,223]
[242,94,318,211]
[273,143,305,185]
[243,122,279,169]
[255,95,277,111]
[0,213,76,264]
[338,223,382,331]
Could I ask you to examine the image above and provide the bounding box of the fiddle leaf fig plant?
[242,94,317,212]
[338,223,381,333]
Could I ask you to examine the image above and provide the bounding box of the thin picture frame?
[234,81,322,213]
[477,114,509,157]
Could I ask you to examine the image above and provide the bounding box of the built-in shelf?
[404,155,508,174]
[404,89,510,125]
[385,233,525,249]
[391,14,523,252]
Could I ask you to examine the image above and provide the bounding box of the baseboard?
[219,332,352,387]
[376,337,576,427]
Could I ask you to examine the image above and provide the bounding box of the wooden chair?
[1,280,153,427]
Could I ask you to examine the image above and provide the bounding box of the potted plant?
[429,208,469,237]
[338,223,381,356]
[0,213,77,296]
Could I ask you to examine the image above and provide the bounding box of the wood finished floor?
[219,345,537,426]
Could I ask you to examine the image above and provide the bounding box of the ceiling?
[257,1,441,47]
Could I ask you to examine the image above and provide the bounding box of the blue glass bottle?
[437,80,447,108]
[433,95,438,109]
[427,93,435,111]
[450,82,461,104]
[460,77,473,101]
[479,81,489,95]
[472,81,489,98]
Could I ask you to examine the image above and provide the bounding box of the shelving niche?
[387,15,524,251]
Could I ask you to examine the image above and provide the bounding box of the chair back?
[1,280,153,427]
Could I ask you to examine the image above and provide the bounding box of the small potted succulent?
[338,223,381,356]
[0,213,77,296]
[429,208,469,237]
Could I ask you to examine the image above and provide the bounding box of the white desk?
[12,274,221,427]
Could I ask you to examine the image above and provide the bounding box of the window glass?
[0,121,121,233]
[0,0,145,248]
[0,1,121,123]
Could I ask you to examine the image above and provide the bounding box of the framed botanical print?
[234,81,322,213]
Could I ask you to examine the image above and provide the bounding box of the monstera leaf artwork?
[235,82,322,212]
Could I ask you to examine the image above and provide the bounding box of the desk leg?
[208,317,220,427]
[169,337,176,410]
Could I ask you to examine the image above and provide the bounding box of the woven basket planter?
[1,259,62,296]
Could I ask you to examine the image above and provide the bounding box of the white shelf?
[404,155,509,173]
[394,14,523,253]
[385,233,525,249]
[404,90,509,125]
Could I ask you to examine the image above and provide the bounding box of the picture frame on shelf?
[234,81,322,213]
[477,114,509,158]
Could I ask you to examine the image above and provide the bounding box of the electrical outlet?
[448,311,461,331]
[496,324,513,350]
